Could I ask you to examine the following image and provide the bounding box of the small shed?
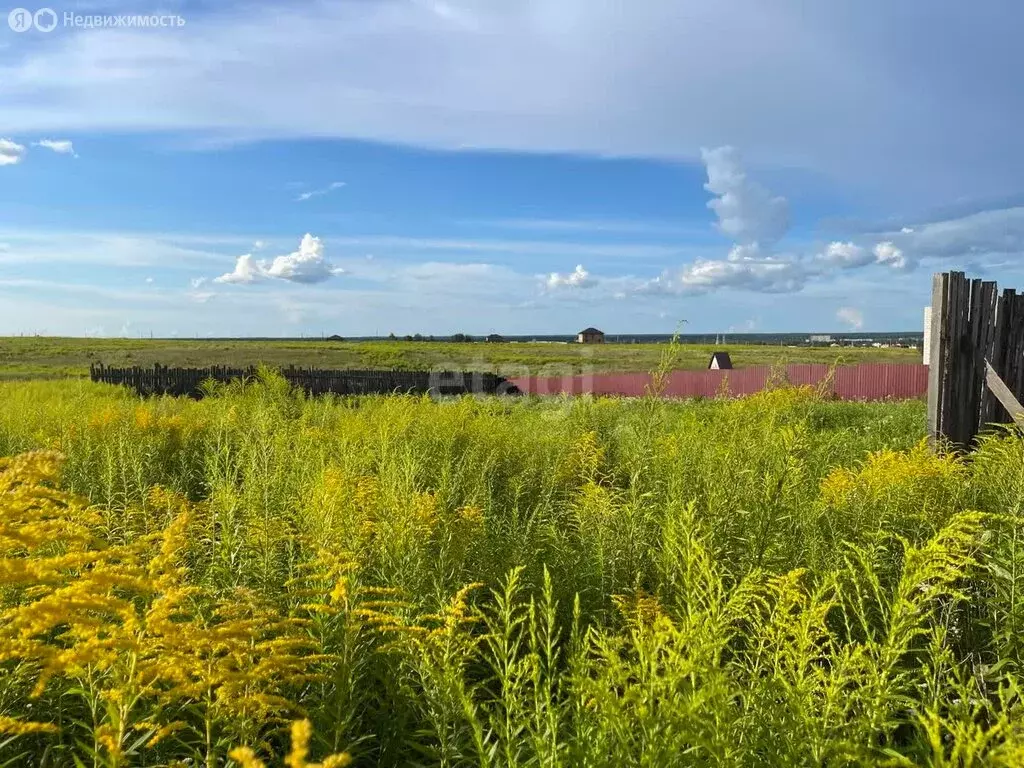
[486,333,505,343]
[708,351,733,370]
[577,327,605,344]
[327,334,345,342]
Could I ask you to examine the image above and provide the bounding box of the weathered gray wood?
[985,361,1024,428]
[927,272,949,445]
[965,279,984,443]
[929,272,1024,448]
[941,273,960,443]
[950,273,970,444]
[979,283,1001,426]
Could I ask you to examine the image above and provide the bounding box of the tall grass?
[1,375,1022,765]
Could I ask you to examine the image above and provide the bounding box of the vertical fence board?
[927,272,949,444]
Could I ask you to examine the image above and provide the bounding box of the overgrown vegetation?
[0,336,920,380]
[1,375,1022,765]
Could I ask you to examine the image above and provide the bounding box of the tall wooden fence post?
[926,272,948,447]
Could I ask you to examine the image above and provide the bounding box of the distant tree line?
[386,333,476,342]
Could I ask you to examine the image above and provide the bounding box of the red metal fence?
[510,363,929,401]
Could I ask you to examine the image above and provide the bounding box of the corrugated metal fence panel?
[511,364,928,401]
[833,363,930,400]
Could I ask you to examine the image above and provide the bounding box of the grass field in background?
[1,375,1023,765]
[0,336,921,379]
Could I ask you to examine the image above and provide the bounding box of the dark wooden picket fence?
[90,364,520,398]
[927,271,1024,447]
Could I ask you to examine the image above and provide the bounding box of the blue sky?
[2,0,1024,336]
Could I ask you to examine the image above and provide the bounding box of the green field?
[0,336,921,379]
[1,376,1022,765]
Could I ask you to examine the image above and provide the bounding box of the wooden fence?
[90,364,520,398]
[927,271,1024,447]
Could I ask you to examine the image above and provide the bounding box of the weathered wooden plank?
[979,282,1000,427]
[985,361,1024,428]
[1012,294,1024,400]
[939,273,958,443]
[949,273,969,444]
[964,279,984,443]
[927,272,949,445]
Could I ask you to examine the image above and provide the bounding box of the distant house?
[486,333,505,343]
[577,327,605,344]
[327,334,345,342]
[708,351,733,370]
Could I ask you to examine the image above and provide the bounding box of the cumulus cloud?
[677,244,806,294]
[636,244,808,296]
[0,139,26,166]
[836,306,864,330]
[817,241,872,268]
[295,181,346,202]
[214,253,262,284]
[264,234,345,282]
[873,241,912,270]
[701,146,789,248]
[214,234,345,285]
[546,264,596,290]
[637,150,802,296]
[33,139,76,156]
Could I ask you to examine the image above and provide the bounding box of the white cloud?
[32,139,76,156]
[145,277,154,283]
[701,146,789,247]
[546,264,596,290]
[836,306,864,330]
[265,234,345,282]
[252,240,267,250]
[214,234,345,285]
[678,245,807,294]
[296,181,346,202]
[635,244,808,296]
[873,241,912,270]
[643,148,802,296]
[816,206,1024,276]
[817,241,872,268]
[214,253,261,284]
[884,207,1024,267]
[0,139,26,166]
